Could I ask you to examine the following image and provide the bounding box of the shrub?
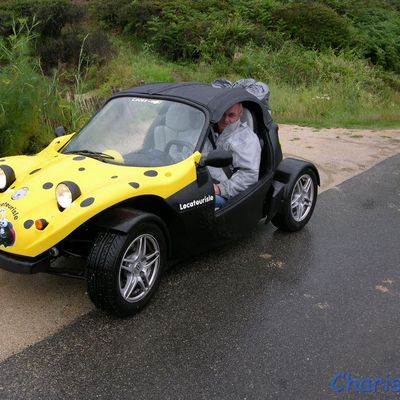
[0,0,77,37]
[352,8,400,73]
[37,33,82,70]
[88,0,131,31]
[0,24,51,154]
[83,31,115,64]
[0,0,90,70]
[272,2,355,50]
[0,22,88,155]
[231,40,390,94]
[90,0,270,61]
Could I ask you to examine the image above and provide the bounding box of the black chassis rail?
[0,249,51,274]
[0,208,170,276]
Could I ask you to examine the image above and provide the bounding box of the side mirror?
[54,126,66,137]
[199,150,232,168]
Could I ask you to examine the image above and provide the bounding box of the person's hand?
[213,183,221,195]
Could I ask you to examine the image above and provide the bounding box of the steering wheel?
[164,140,194,157]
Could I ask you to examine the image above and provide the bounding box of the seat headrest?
[241,108,254,131]
[166,104,192,131]
[166,103,204,132]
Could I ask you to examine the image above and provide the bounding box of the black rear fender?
[265,158,320,218]
[274,157,320,193]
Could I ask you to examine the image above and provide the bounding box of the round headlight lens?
[0,169,6,190]
[56,181,81,210]
[56,183,73,209]
[0,165,15,192]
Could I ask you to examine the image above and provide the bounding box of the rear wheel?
[87,222,165,317]
[272,168,318,232]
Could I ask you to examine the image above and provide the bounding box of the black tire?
[272,168,318,232]
[86,222,166,317]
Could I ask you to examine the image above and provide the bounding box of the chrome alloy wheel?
[119,234,160,302]
[290,174,315,222]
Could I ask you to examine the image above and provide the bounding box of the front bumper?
[0,250,51,274]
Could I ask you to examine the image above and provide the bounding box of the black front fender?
[90,207,171,256]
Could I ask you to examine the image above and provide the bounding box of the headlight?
[0,169,6,190]
[0,165,16,192]
[56,181,81,210]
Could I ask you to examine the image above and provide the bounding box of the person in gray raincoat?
[205,103,261,208]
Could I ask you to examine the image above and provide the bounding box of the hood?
[0,136,201,257]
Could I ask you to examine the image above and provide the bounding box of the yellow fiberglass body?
[0,136,201,257]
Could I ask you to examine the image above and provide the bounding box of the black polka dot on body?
[111,176,118,179]
[24,220,34,229]
[80,197,95,207]
[29,168,41,175]
[73,156,86,161]
[43,182,53,190]
[79,167,85,171]
[129,182,140,189]
[144,170,158,177]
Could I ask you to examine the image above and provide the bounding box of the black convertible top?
[115,82,273,126]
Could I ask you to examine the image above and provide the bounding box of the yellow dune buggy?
[0,82,319,316]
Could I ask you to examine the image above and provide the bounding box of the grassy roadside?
[87,40,400,129]
[270,83,400,129]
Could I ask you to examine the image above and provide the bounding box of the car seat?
[241,107,266,178]
[153,103,204,162]
[241,107,254,131]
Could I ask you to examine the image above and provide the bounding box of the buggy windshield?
[62,97,206,167]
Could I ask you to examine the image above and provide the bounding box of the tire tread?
[86,223,165,317]
[271,168,318,232]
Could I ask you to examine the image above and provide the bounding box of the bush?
[230,41,393,101]
[35,29,114,73]
[37,33,82,70]
[139,0,268,60]
[352,8,400,73]
[145,9,263,61]
[83,31,115,64]
[90,0,271,61]
[316,0,400,72]
[0,0,77,37]
[88,0,131,31]
[0,0,91,70]
[0,22,90,155]
[0,24,52,154]
[272,2,355,50]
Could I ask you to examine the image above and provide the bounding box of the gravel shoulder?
[280,124,400,190]
[0,125,399,362]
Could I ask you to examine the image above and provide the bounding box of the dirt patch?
[0,261,92,362]
[279,125,400,191]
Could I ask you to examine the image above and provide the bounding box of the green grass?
[86,39,220,96]
[88,40,400,129]
[269,82,400,128]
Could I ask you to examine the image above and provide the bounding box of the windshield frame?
[60,94,210,167]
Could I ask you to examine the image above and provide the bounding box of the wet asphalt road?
[0,155,399,400]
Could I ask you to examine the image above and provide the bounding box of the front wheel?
[86,222,166,317]
[272,168,318,232]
